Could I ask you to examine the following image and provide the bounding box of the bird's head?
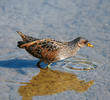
[75,37,94,48]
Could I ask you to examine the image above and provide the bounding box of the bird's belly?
[58,54,72,60]
[58,55,68,60]
[57,48,78,60]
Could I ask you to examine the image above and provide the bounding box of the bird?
[17,31,94,69]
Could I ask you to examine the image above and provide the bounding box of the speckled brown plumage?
[17,31,93,68]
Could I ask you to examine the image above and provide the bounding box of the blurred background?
[0,0,110,100]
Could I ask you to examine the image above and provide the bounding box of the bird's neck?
[67,40,81,55]
[68,40,81,48]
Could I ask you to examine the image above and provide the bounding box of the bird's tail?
[17,31,40,48]
[17,31,39,42]
[16,31,27,41]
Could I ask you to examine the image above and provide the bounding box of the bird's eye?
[84,40,88,44]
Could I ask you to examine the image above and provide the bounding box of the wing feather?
[22,39,65,62]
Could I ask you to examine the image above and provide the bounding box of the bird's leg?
[36,60,42,68]
[36,60,52,69]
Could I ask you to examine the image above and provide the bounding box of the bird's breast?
[57,46,80,60]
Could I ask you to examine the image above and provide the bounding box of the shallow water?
[63,56,98,71]
[0,0,110,100]
[19,68,94,98]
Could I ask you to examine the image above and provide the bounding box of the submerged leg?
[36,60,52,69]
[36,60,42,68]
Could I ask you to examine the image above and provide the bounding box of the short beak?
[87,43,94,48]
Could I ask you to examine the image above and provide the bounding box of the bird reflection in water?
[18,68,94,100]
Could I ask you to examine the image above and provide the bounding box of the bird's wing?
[19,40,38,48]
[20,38,68,62]
[19,38,64,49]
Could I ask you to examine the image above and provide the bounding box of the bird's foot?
[36,60,53,70]
[46,63,52,70]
